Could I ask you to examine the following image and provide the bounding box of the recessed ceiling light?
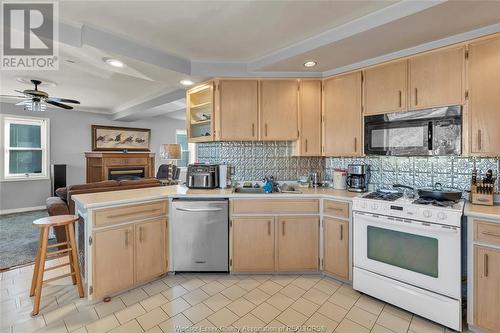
[103,57,125,68]
[304,61,317,68]
[180,79,193,86]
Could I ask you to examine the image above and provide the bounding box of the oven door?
[364,120,432,156]
[353,212,460,298]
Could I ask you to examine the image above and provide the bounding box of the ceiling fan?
[0,79,80,111]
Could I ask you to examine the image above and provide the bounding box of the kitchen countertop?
[72,185,362,209]
[464,202,500,221]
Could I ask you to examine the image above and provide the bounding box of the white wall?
[0,102,185,211]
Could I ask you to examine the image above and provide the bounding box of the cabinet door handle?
[282,221,285,236]
[398,90,402,107]
[125,229,130,247]
[484,253,489,277]
[267,221,271,235]
[478,130,482,151]
[265,124,268,137]
[305,139,308,153]
[354,137,357,152]
[414,88,418,105]
[340,224,344,241]
[482,231,500,238]
[139,226,144,242]
[252,123,255,138]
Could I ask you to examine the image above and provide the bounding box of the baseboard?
[0,205,46,215]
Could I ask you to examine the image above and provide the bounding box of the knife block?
[470,183,495,206]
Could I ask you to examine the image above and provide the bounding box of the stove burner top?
[412,198,458,207]
[363,191,403,201]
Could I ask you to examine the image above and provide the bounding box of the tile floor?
[1,257,466,333]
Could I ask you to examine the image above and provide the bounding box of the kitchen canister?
[333,168,347,190]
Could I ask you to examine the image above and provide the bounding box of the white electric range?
[352,191,464,331]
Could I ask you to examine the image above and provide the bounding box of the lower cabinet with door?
[322,200,350,281]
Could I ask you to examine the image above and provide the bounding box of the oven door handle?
[354,212,458,234]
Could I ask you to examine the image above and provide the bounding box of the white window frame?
[175,129,196,170]
[1,114,50,181]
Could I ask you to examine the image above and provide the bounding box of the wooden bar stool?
[30,215,84,315]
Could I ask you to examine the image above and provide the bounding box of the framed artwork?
[91,125,151,151]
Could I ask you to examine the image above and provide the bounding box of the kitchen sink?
[234,187,265,194]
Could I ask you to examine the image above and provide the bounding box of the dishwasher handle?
[175,207,223,212]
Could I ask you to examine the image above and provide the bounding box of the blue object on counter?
[263,177,274,193]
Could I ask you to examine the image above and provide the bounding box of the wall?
[0,102,185,211]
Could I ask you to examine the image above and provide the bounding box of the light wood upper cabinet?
[296,80,322,156]
[474,245,500,332]
[93,225,134,297]
[232,217,275,272]
[260,80,299,140]
[408,47,465,110]
[323,72,362,156]
[364,60,407,115]
[469,37,500,155]
[276,216,319,272]
[187,83,215,142]
[135,218,168,284]
[323,217,349,280]
[217,80,258,141]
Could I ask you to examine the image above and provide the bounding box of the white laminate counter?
[72,185,362,209]
[464,202,500,222]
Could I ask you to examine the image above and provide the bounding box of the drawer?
[232,199,319,214]
[94,201,168,227]
[323,200,349,219]
[474,220,500,246]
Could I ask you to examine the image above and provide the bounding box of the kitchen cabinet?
[93,225,135,297]
[474,245,500,332]
[364,60,407,115]
[187,82,215,142]
[323,72,362,156]
[408,47,465,110]
[469,37,500,155]
[217,80,258,141]
[260,80,299,140]
[232,217,275,272]
[296,80,322,156]
[323,217,349,280]
[277,216,319,272]
[135,218,168,284]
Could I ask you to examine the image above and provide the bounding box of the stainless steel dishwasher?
[171,198,229,272]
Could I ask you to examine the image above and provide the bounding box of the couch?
[46,178,162,244]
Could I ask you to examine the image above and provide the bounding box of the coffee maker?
[346,164,369,192]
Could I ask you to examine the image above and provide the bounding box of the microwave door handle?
[428,122,433,152]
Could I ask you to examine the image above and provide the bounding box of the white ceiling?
[1,0,499,121]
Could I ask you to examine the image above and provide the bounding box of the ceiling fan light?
[103,57,125,68]
[26,101,46,112]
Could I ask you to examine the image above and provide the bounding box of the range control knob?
[360,201,368,209]
[422,210,432,218]
[437,212,447,220]
[371,203,379,210]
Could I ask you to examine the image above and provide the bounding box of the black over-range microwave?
[364,105,462,156]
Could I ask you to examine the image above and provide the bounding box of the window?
[2,116,49,180]
[176,130,195,168]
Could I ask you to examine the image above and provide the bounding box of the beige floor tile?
[162,285,189,301]
[355,295,385,316]
[346,306,377,329]
[251,275,272,282]
[43,303,78,325]
[63,307,99,332]
[334,319,369,333]
[383,305,412,322]
[226,298,256,317]
[409,316,445,333]
[276,308,308,326]
[93,298,126,318]
[291,297,320,317]
[208,308,240,327]
[329,290,359,310]
[258,281,282,295]
[370,324,395,333]
[336,284,361,298]
[376,310,411,333]
[69,327,87,333]
[86,314,120,333]
[33,320,68,333]
[120,288,149,307]
[244,288,271,305]
[183,288,210,306]
[280,284,306,300]
[109,319,143,333]
[303,287,330,305]
[317,301,349,323]
[261,320,288,333]
[201,282,226,296]
[220,285,247,301]
[144,326,163,333]
[158,313,193,333]
[292,275,322,290]
[181,278,206,291]
[233,313,265,330]
[11,315,46,333]
[183,303,214,324]
[251,302,281,324]
[136,307,169,331]
[270,276,297,287]
[162,275,186,288]
[236,279,261,291]
[265,293,294,311]
[305,312,339,333]
[203,293,231,312]
[217,276,240,287]
[115,303,146,324]
[141,293,168,312]
[161,297,191,317]
[143,280,169,297]
[314,279,342,295]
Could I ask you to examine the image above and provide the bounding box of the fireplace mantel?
[85,152,155,183]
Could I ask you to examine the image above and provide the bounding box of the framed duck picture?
[91,125,151,151]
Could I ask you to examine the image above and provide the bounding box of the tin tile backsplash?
[196,142,499,191]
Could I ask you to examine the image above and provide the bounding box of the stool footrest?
[43,272,75,284]
[47,242,69,249]
[46,248,72,257]
[44,262,70,272]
